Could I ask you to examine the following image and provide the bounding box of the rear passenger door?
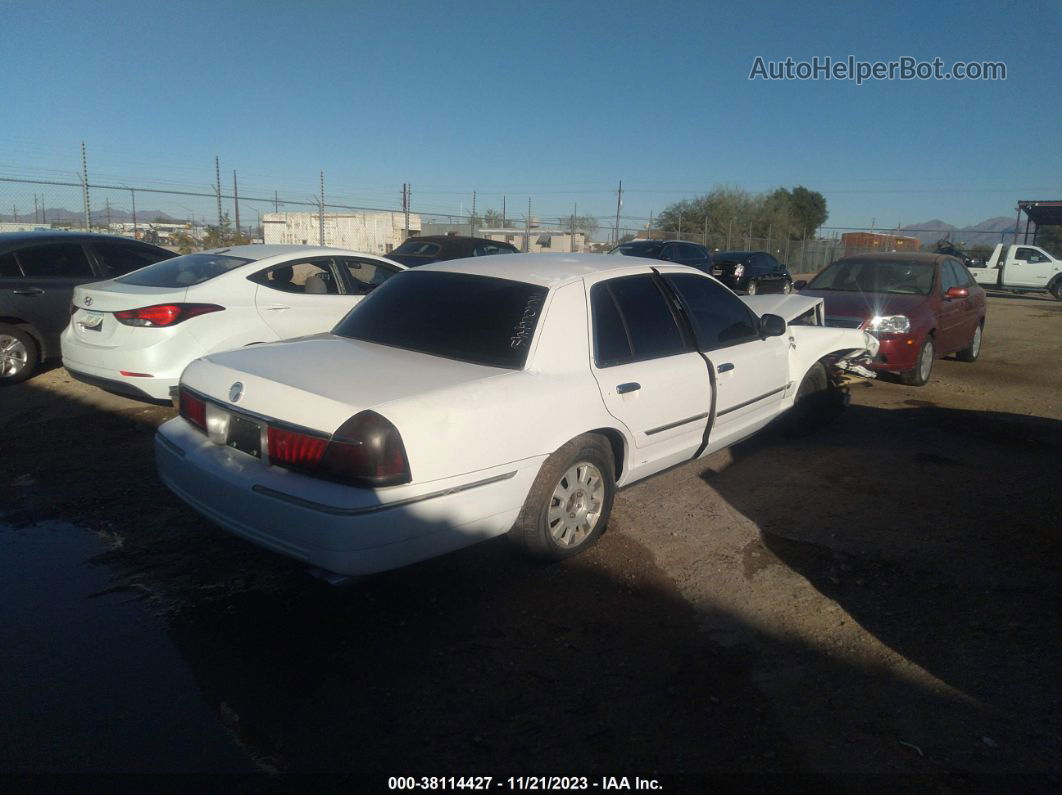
[588,274,711,472]
[249,257,356,339]
[6,242,97,344]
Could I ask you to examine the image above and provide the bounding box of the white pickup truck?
[967,243,1062,300]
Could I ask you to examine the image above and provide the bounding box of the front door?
[250,257,361,339]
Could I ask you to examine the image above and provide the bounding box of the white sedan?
[156,254,877,576]
[62,245,403,402]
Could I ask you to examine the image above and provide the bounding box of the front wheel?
[508,434,615,560]
[901,337,934,386]
[781,279,793,295]
[746,280,758,296]
[1050,279,1062,302]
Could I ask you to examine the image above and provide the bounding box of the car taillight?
[733,264,745,278]
[267,425,329,470]
[114,304,224,327]
[179,388,206,431]
[318,410,411,487]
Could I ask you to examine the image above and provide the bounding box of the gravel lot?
[1,290,1059,782]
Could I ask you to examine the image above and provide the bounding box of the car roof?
[199,244,392,262]
[0,231,165,247]
[419,252,690,287]
[834,252,947,265]
[407,235,511,246]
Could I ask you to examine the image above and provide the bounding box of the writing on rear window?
[510,293,543,349]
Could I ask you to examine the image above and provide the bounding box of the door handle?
[12,288,44,296]
[616,382,640,394]
[263,303,291,311]
[717,362,734,373]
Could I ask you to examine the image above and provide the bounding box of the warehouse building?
[262,211,421,255]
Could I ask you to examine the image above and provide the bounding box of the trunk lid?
[69,281,189,346]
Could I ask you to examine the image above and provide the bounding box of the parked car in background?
[157,253,877,578]
[607,239,712,271]
[795,252,986,386]
[62,245,403,402]
[386,235,518,266]
[710,251,792,295]
[0,231,175,384]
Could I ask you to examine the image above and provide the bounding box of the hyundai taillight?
[114,304,224,327]
[318,410,411,486]
[179,388,206,431]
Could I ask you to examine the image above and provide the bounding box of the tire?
[1050,278,1062,302]
[508,433,615,560]
[0,324,39,385]
[955,322,983,363]
[901,337,934,386]
[746,280,758,296]
[783,361,842,435]
[781,279,793,295]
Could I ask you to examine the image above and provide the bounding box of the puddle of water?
[0,519,252,772]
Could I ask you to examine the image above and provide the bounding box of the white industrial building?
[477,227,587,253]
[262,211,421,255]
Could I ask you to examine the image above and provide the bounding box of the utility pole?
[40,194,46,224]
[470,191,477,236]
[233,170,241,241]
[402,183,410,239]
[130,189,137,239]
[33,195,38,224]
[318,170,325,246]
[105,197,112,229]
[704,216,709,247]
[214,156,223,229]
[614,180,622,243]
[525,197,531,253]
[571,202,577,252]
[274,190,279,213]
[648,211,654,239]
[81,141,91,231]
[502,195,506,227]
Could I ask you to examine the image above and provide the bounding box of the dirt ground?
[1,290,1059,784]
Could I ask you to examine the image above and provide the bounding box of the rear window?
[334,271,548,369]
[117,252,252,287]
[391,241,441,257]
[92,242,173,278]
[609,243,663,258]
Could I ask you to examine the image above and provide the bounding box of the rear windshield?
[391,240,441,257]
[117,253,252,287]
[333,271,548,369]
[808,260,936,296]
[609,243,663,258]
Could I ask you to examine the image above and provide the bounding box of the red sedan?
[795,253,986,386]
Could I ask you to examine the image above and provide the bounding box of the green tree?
[203,212,234,248]
[482,209,505,227]
[787,186,828,238]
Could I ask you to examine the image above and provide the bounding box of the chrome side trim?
[716,386,787,417]
[155,431,186,458]
[250,470,519,516]
[645,411,711,436]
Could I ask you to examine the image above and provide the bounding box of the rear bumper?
[65,366,171,403]
[155,417,542,576]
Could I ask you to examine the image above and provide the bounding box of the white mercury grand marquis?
[156,253,878,576]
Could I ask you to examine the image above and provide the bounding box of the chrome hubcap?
[972,326,982,357]
[919,342,933,381]
[747,282,757,295]
[782,281,792,294]
[0,335,28,378]
[548,462,604,548]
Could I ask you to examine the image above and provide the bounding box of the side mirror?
[945,286,969,299]
[793,279,807,290]
[760,313,787,338]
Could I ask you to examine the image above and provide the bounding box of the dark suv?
[710,251,792,295]
[387,235,518,267]
[607,239,712,272]
[0,232,175,384]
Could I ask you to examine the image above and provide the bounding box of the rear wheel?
[955,323,982,363]
[901,337,934,386]
[781,279,793,295]
[1050,278,1062,302]
[508,434,615,560]
[0,325,38,385]
[746,280,758,296]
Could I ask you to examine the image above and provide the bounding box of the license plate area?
[711,267,723,275]
[226,414,262,458]
[79,310,104,331]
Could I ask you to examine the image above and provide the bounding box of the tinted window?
[807,259,936,296]
[665,274,759,348]
[340,257,398,293]
[592,275,688,366]
[118,252,251,287]
[248,259,338,294]
[16,243,93,278]
[942,261,968,292]
[761,254,781,272]
[679,243,706,261]
[391,240,441,257]
[0,252,20,278]
[334,271,547,369]
[92,242,171,278]
[609,242,663,259]
[473,243,515,256]
[591,285,633,366]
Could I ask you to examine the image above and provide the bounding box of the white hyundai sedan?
[156,254,877,576]
[62,245,404,402]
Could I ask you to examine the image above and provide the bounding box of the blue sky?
[3,0,1060,234]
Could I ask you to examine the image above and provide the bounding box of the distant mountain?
[0,208,180,224]
[901,216,1017,247]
